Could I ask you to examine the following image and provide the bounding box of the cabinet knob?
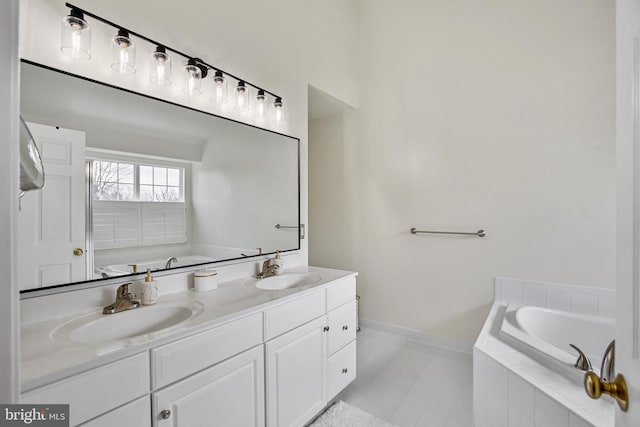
[323,326,330,332]
[342,325,349,331]
[160,409,171,420]
[342,368,348,374]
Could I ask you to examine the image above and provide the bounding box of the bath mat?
[308,401,399,427]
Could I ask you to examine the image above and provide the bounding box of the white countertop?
[21,266,357,392]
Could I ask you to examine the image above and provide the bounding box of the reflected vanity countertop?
[21,266,357,392]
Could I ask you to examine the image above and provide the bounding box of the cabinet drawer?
[152,313,262,389]
[22,352,149,426]
[326,276,356,311]
[264,290,325,341]
[327,300,357,356]
[80,396,150,427]
[327,341,357,399]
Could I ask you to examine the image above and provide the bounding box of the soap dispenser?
[272,250,283,275]
[141,268,158,305]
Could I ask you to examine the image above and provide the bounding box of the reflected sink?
[245,273,322,291]
[52,302,204,344]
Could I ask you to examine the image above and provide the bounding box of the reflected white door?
[18,123,86,290]
[617,1,640,425]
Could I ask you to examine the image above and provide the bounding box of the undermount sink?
[52,302,204,345]
[245,272,322,291]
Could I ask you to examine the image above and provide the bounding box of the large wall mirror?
[19,60,300,293]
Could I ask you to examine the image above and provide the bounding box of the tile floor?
[337,327,473,427]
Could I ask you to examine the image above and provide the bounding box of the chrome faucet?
[165,257,178,269]
[103,283,140,314]
[256,260,280,279]
[569,344,592,371]
[600,340,615,382]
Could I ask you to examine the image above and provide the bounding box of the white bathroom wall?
[309,114,357,271]
[0,0,20,403]
[18,0,359,277]
[308,86,359,271]
[349,0,615,346]
[309,114,347,268]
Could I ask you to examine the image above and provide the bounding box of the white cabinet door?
[265,316,327,427]
[153,345,264,427]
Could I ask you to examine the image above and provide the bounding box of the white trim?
[633,31,640,360]
[615,2,640,423]
[0,0,20,403]
[86,147,202,165]
[359,317,472,355]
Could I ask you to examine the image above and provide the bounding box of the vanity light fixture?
[235,81,250,112]
[111,29,136,74]
[150,45,171,86]
[182,58,207,96]
[59,2,286,125]
[212,70,228,104]
[255,90,268,123]
[273,97,286,125]
[60,7,91,59]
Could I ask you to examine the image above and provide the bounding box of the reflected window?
[93,160,135,201]
[140,165,181,202]
[93,160,183,202]
[90,158,188,250]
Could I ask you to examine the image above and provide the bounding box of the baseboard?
[359,317,473,355]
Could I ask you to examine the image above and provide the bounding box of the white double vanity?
[20,266,358,427]
[17,58,337,427]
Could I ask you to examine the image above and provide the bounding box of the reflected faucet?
[165,257,178,269]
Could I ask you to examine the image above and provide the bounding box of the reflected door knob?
[584,371,629,411]
[73,248,84,256]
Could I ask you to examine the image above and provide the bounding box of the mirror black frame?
[19,59,300,296]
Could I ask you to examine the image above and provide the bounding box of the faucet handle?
[116,282,132,297]
[569,344,592,371]
[600,340,615,383]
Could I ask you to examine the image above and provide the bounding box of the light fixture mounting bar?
[64,2,282,100]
